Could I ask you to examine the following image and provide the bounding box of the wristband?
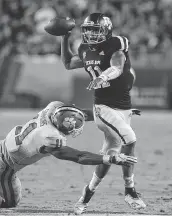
[103,155,111,165]
[99,74,108,82]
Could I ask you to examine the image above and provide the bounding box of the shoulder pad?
[46,101,64,110]
[114,36,130,52]
[41,101,65,118]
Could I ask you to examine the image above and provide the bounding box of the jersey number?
[15,122,37,146]
[87,66,110,89]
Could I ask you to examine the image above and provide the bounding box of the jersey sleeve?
[43,136,67,154]
[41,126,67,152]
[113,36,130,52]
[45,135,67,148]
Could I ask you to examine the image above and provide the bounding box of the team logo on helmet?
[102,17,112,30]
[83,51,86,59]
[62,117,76,130]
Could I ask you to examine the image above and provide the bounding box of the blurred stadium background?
[0,0,172,109]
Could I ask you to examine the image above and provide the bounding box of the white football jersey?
[2,101,67,171]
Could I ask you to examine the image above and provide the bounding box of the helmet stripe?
[54,106,85,121]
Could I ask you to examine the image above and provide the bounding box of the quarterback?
[61,13,146,214]
[0,101,136,208]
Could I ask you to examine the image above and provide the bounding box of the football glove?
[87,77,105,90]
[111,153,137,167]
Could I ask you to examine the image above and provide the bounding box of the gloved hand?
[111,153,137,167]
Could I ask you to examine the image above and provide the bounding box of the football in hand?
[44,17,75,36]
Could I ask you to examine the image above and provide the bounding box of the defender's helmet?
[51,106,85,137]
[81,13,113,45]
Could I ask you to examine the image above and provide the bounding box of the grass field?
[0,109,172,216]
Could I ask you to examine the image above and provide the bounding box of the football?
[44,17,76,36]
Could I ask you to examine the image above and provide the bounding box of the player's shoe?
[74,185,95,215]
[125,187,146,209]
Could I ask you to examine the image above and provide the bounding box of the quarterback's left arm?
[87,51,126,90]
[101,50,126,81]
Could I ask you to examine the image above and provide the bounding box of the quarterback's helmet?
[81,13,113,44]
[51,106,85,137]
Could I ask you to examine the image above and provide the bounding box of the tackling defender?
[61,13,146,214]
[0,101,136,208]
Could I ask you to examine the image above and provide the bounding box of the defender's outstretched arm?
[61,33,84,70]
[52,146,108,165]
[43,146,137,166]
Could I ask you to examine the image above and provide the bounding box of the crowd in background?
[0,0,172,59]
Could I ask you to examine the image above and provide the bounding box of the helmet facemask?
[81,24,108,44]
[69,121,84,138]
[81,15,113,45]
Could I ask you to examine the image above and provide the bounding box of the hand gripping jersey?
[1,101,67,171]
[78,36,135,109]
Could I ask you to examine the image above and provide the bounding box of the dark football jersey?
[78,36,134,109]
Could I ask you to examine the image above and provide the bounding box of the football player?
[0,101,136,208]
[61,13,146,214]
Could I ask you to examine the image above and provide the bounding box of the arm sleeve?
[51,146,104,165]
[99,51,126,81]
